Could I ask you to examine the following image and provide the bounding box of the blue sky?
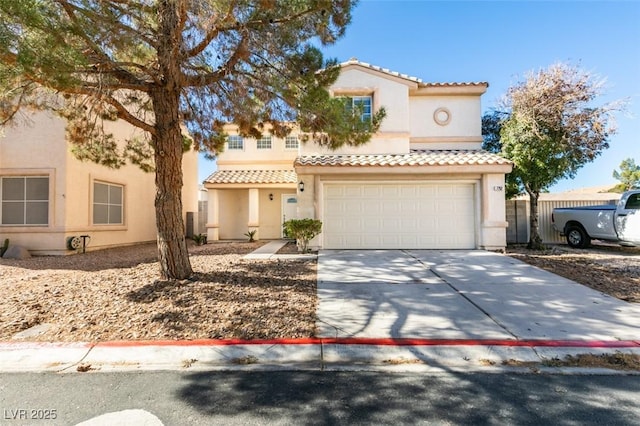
[199,0,640,192]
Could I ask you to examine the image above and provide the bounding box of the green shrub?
[192,234,207,246]
[282,219,322,253]
[0,238,8,257]
[244,230,257,242]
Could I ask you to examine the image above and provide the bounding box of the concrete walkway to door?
[317,249,640,342]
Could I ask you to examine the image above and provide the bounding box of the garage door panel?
[323,182,476,249]
[381,202,402,215]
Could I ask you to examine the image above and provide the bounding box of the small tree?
[482,111,520,199]
[283,219,322,253]
[612,158,640,192]
[491,63,623,249]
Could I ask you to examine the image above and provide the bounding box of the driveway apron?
[317,250,640,341]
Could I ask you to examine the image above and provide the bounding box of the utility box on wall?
[186,212,195,239]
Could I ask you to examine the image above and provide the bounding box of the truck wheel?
[566,225,591,249]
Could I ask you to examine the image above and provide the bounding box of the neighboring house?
[0,111,199,255]
[204,59,512,250]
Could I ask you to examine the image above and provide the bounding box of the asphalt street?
[1,371,639,425]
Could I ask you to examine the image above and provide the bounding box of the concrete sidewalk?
[1,247,639,373]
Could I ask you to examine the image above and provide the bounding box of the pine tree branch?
[62,86,156,135]
[54,0,151,87]
[183,34,248,87]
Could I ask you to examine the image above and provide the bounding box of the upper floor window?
[257,136,272,150]
[285,136,299,150]
[0,176,49,225]
[93,181,123,225]
[345,96,372,122]
[227,135,244,150]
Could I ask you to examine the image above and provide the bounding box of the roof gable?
[339,58,488,94]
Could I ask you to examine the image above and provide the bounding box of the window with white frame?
[344,96,372,122]
[227,135,244,150]
[257,136,272,149]
[0,176,49,225]
[93,181,123,225]
[285,136,299,150]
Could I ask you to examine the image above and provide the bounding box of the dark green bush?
[282,219,322,253]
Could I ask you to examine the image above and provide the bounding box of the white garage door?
[323,182,476,249]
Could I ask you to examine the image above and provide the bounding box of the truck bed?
[554,205,616,211]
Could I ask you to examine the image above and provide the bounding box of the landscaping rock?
[2,245,31,260]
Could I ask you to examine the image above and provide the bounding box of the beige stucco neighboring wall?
[1,111,199,254]
[0,112,68,252]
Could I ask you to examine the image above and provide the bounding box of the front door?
[281,194,298,238]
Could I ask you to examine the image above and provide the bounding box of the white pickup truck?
[552,190,640,248]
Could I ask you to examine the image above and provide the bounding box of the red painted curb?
[92,338,640,348]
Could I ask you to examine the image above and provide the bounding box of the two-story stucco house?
[204,59,512,250]
[0,111,199,255]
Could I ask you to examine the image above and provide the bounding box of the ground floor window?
[93,181,123,225]
[0,176,49,225]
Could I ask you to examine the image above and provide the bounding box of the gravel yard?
[0,242,317,342]
[0,241,637,343]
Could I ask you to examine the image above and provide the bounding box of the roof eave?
[339,62,420,88]
[294,164,513,175]
[412,83,489,96]
[203,182,297,189]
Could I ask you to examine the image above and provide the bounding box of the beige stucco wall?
[480,173,509,250]
[1,111,199,254]
[216,125,299,170]
[331,65,413,135]
[410,96,482,137]
[299,66,414,156]
[213,188,295,240]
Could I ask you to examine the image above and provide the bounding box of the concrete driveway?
[317,250,640,341]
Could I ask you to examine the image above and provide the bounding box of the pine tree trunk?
[527,190,544,250]
[150,0,193,280]
[151,87,193,280]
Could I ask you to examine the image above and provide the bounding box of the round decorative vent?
[433,107,451,126]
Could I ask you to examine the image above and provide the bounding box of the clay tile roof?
[341,58,423,83]
[420,81,489,88]
[340,58,487,88]
[294,150,512,168]
[204,169,297,184]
